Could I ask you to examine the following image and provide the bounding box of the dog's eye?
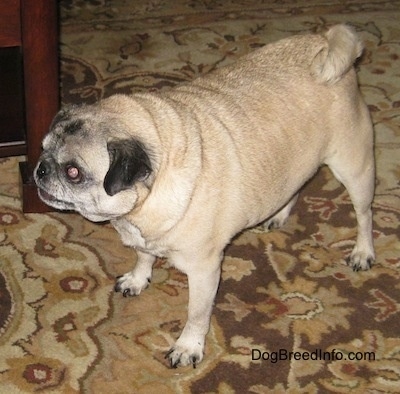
[65,164,82,183]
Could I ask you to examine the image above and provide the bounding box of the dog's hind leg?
[325,126,375,271]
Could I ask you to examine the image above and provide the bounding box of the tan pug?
[34,24,375,368]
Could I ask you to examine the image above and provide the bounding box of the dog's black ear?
[104,139,152,196]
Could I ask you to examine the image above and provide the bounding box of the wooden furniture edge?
[19,0,59,213]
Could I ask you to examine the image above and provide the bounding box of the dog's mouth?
[37,187,74,210]
[38,187,57,202]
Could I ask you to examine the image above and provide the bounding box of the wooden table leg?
[19,0,59,213]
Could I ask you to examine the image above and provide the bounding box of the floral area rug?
[1,0,399,392]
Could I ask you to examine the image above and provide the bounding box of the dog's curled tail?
[311,24,364,84]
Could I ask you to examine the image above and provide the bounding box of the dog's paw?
[262,196,298,231]
[165,340,204,369]
[114,272,151,297]
[347,252,374,272]
[263,217,286,231]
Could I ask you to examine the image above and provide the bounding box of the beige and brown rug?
[1,1,400,392]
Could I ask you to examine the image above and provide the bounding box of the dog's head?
[34,101,153,222]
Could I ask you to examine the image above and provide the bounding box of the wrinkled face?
[34,104,152,222]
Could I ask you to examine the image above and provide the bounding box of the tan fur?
[35,24,375,368]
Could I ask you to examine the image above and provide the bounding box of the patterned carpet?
[1,0,400,392]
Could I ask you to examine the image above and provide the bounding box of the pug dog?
[34,24,375,368]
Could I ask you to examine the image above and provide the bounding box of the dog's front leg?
[114,250,156,296]
[166,258,221,368]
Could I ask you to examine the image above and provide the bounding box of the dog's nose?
[36,161,50,179]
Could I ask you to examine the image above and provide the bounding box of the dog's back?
[158,25,368,231]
